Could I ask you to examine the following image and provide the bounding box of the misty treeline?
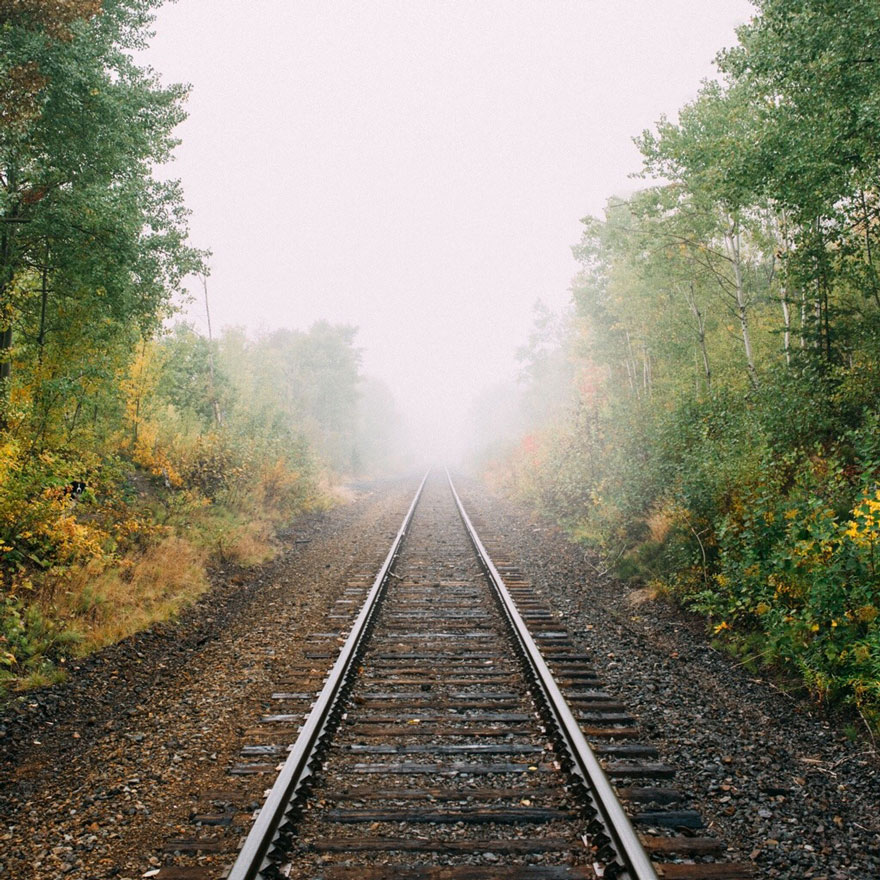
[482,0,880,726]
[151,320,400,481]
[0,1,397,691]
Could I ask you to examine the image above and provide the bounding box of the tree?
[720,0,880,211]
[637,83,782,387]
[716,1,880,360]
[0,0,202,424]
[216,322,364,474]
[480,0,880,726]
[0,2,103,39]
[155,324,233,431]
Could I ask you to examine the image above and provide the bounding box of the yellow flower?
[713,621,729,635]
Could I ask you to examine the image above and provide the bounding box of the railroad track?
[156,471,752,880]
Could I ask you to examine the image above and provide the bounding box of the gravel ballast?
[0,478,419,880]
[1,473,878,880]
[458,477,880,880]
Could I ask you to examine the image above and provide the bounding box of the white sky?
[143,0,754,462]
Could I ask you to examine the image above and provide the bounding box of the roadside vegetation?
[480,0,880,730]
[0,2,399,695]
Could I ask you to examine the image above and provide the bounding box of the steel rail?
[446,469,660,880]
[227,470,430,880]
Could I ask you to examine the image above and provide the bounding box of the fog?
[143,0,753,468]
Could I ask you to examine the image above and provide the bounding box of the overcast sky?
[143,0,754,461]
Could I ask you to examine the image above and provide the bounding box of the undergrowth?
[0,438,328,698]
[490,386,880,734]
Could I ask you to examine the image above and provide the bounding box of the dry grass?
[326,482,358,505]
[646,506,674,544]
[1,461,336,698]
[217,519,278,567]
[14,667,68,691]
[31,469,332,664]
[54,535,208,654]
[626,585,661,607]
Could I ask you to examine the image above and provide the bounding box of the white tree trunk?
[726,219,759,388]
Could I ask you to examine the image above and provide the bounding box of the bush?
[491,366,880,726]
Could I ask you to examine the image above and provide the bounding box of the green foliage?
[214,321,397,476]
[0,593,78,696]
[490,0,880,728]
[154,324,234,431]
[693,447,880,717]
[0,0,205,430]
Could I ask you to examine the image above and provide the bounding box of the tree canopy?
[0,0,201,422]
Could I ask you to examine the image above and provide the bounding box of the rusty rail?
[226,471,429,880]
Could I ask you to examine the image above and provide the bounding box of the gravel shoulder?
[0,476,420,880]
[3,472,878,880]
[458,476,880,880]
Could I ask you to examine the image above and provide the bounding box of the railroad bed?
[158,472,752,880]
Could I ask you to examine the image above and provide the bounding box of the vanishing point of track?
[162,471,753,880]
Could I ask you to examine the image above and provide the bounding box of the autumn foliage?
[0,3,399,693]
